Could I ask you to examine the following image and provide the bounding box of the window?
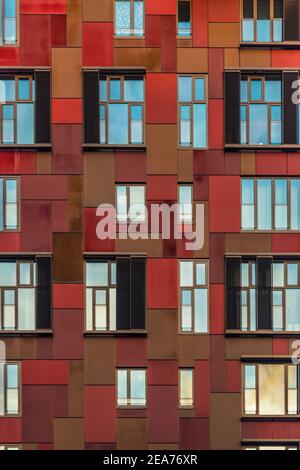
[240,77,282,145]
[179,76,207,149]
[0,75,34,145]
[117,369,146,407]
[0,0,17,46]
[243,363,298,416]
[0,363,19,416]
[0,445,20,450]
[178,0,191,37]
[179,369,194,407]
[240,260,257,331]
[115,0,144,37]
[116,185,146,223]
[244,445,298,450]
[85,258,146,333]
[99,75,144,146]
[0,177,18,230]
[178,185,193,222]
[242,0,283,43]
[241,178,300,231]
[0,260,36,331]
[179,260,208,333]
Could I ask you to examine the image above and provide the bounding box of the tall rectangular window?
[179,369,194,407]
[242,0,283,43]
[0,363,20,416]
[178,0,191,37]
[243,363,298,416]
[241,261,257,331]
[115,0,144,37]
[116,185,146,223]
[117,369,146,407]
[0,177,18,231]
[0,0,17,46]
[179,75,207,149]
[0,76,35,145]
[178,185,193,222]
[241,178,300,231]
[179,260,208,333]
[99,75,144,146]
[240,77,282,146]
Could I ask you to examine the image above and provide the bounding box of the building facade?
[0,0,299,450]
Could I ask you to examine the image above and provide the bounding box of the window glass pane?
[0,179,3,231]
[273,19,283,42]
[2,104,14,144]
[95,304,106,330]
[179,185,192,221]
[117,186,127,222]
[109,288,116,330]
[3,80,15,102]
[195,78,205,101]
[180,261,193,287]
[194,288,208,333]
[17,103,34,144]
[18,288,35,331]
[99,78,107,101]
[130,105,143,144]
[258,364,285,415]
[257,179,272,229]
[275,179,287,229]
[178,0,191,36]
[6,389,18,414]
[18,79,30,100]
[180,105,191,146]
[291,180,300,230]
[0,262,16,285]
[180,369,193,405]
[115,0,131,36]
[108,103,128,144]
[193,103,206,148]
[0,363,4,415]
[110,79,121,100]
[179,76,192,102]
[265,80,281,103]
[5,203,17,230]
[241,263,249,287]
[85,288,93,331]
[100,105,106,144]
[250,80,262,101]
[4,0,16,17]
[257,19,271,41]
[286,289,300,331]
[242,179,254,204]
[250,288,256,331]
[4,18,16,44]
[249,104,268,145]
[6,179,16,204]
[117,370,128,404]
[124,78,144,102]
[272,263,284,287]
[196,263,206,285]
[243,0,254,18]
[288,365,297,388]
[129,185,145,222]
[19,263,31,285]
[111,263,116,285]
[133,0,144,36]
[240,80,248,102]
[130,370,146,405]
[245,364,256,388]
[86,263,108,287]
[287,264,298,286]
[242,19,254,41]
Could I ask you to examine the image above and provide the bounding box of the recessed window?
[241,178,300,231]
[240,77,282,145]
[0,363,20,416]
[242,0,283,43]
[99,75,144,146]
[179,369,194,407]
[244,445,298,450]
[116,185,146,223]
[243,363,298,416]
[179,260,208,333]
[115,0,144,37]
[0,444,20,450]
[0,0,17,46]
[117,369,146,407]
[178,0,191,37]
[0,177,18,231]
[179,75,207,149]
[178,185,193,222]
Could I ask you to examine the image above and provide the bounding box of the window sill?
[0,330,53,337]
[226,330,300,338]
[242,415,300,421]
[225,144,300,152]
[0,144,51,151]
[240,41,300,49]
[84,330,147,337]
[116,406,147,410]
[83,144,146,152]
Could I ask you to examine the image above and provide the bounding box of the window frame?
[116,368,147,408]
[0,0,18,47]
[178,184,193,223]
[114,0,145,38]
[0,362,21,417]
[116,184,146,223]
[240,0,284,44]
[178,74,208,150]
[0,176,19,232]
[179,368,194,408]
[177,0,192,38]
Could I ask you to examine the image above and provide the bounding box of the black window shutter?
[283,71,298,144]
[226,258,241,329]
[130,257,146,330]
[36,256,52,329]
[284,0,299,40]
[83,71,99,144]
[225,71,241,145]
[257,258,272,330]
[35,71,51,144]
[116,257,131,330]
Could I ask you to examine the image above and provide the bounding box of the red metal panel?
[288,153,300,175]
[115,152,147,182]
[0,48,19,66]
[272,50,300,67]
[256,153,288,175]
[85,386,116,443]
[53,200,69,232]
[0,233,20,252]
[161,16,177,72]
[147,259,178,309]
[195,361,210,417]
[225,361,241,393]
[51,14,67,47]
[272,234,300,253]
[52,124,83,174]
[22,360,69,385]
[192,0,208,47]
[83,22,114,66]
[19,152,36,174]
[53,309,84,359]
[52,99,82,124]
[179,418,210,450]
[20,0,67,14]
[21,175,68,200]
[209,176,240,233]
[208,0,240,22]
[148,386,178,443]
[272,338,289,355]
[208,99,224,150]
[145,15,161,47]
[0,418,22,443]
[209,284,224,334]
[147,176,177,201]
[194,150,225,175]
[210,335,226,392]
[146,73,177,124]
[145,0,177,15]
[19,14,51,66]
[20,201,52,251]
[208,49,224,99]
[116,338,147,367]
[148,361,178,385]
[84,208,116,253]
[53,284,84,309]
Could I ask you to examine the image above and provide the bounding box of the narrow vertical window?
[1,0,17,45]
[0,178,18,231]
[116,185,146,223]
[244,364,257,415]
[117,369,146,407]
[178,0,191,37]
[179,369,194,407]
[179,185,193,222]
[115,0,144,37]
[0,363,19,416]
[241,179,255,230]
[257,179,272,229]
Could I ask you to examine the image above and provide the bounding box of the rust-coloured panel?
[117,418,147,450]
[67,0,82,46]
[68,176,83,232]
[21,338,37,360]
[53,418,84,450]
[178,150,193,182]
[147,310,178,360]
[225,233,272,254]
[147,125,177,175]
[210,393,241,449]
[177,48,208,73]
[208,23,240,47]
[53,233,83,283]
[115,238,163,258]
[226,338,273,360]
[84,337,116,385]
[178,335,195,367]
[69,361,84,418]
[36,152,52,175]
[52,48,82,98]
[83,0,113,21]
[241,152,256,175]
[115,47,161,72]
[240,50,271,68]
[84,152,115,207]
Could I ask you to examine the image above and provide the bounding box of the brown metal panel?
[210,393,241,450]
[52,48,82,98]
[147,310,178,360]
[148,443,179,450]
[177,48,208,73]
[69,361,84,417]
[224,48,240,68]
[68,176,83,232]
[240,50,271,68]
[21,338,37,359]
[67,0,82,47]
[83,0,113,21]
[115,48,161,73]
[178,150,193,182]
[84,152,115,207]
[4,338,21,360]
[147,125,177,175]
[114,38,146,48]
[194,336,210,360]
[225,233,272,253]
[36,152,52,175]
[53,233,83,283]
[115,238,163,258]
[226,338,273,360]
[178,335,195,367]
[84,337,116,385]
[53,418,84,450]
[241,152,256,175]
[117,418,147,450]
[193,201,209,259]
[209,23,240,47]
